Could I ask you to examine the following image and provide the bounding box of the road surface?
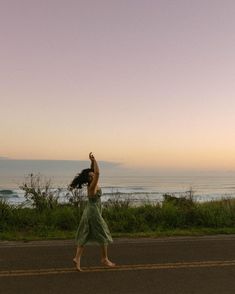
[1,235,235,294]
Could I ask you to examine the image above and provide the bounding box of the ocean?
[1,159,235,205]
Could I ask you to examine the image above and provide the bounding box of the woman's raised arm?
[88,152,99,192]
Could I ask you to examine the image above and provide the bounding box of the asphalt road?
[1,235,235,294]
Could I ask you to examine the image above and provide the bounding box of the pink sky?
[1,0,235,170]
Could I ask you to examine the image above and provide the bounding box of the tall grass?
[102,195,235,232]
[1,194,235,239]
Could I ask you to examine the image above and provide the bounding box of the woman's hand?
[89,152,95,161]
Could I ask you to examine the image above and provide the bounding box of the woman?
[69,152,115,271]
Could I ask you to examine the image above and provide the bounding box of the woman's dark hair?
[69,168,93,189]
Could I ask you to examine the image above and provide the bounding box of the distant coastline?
[1,159,235,206]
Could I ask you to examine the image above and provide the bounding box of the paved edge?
[1,234,235,247]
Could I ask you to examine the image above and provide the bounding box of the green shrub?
[9,208,44,229]
[2,196,235,238]
[197,200,235,227]
[0,199,13,231]
[20,174,59,211]
[51,207,77,230]
[135,204,162,230]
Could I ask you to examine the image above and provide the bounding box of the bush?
[8,208,47,230]
[103,206,140,232]
[135,204,162,231]
[196,200,235,227]
[20,174,59,211]
[51,207,77,230]
[0,199,13,230]
[162,193,195,209]
[2,196,235,238]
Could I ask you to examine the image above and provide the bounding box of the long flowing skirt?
[75,199,113,246]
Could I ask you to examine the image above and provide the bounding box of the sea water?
[1,159,235,205]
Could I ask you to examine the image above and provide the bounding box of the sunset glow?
[1,1,235,171]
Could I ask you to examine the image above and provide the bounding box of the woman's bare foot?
[73,258,83,272]
[101,258,116,267]
[73,258,77,264]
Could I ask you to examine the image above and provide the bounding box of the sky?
[1,0,235,171]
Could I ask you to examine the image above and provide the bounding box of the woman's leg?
[73,246,84,271]
[100,245,115,267]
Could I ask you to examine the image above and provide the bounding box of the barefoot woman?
[69,152,115,271]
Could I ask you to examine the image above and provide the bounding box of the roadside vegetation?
[1,174,235,240]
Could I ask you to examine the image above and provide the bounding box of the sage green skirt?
[75,194,113,246]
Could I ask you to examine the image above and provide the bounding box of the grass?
[1,195,235,241]
[0,230,75,241]
[2,228,235,242]
[112,227,235,238]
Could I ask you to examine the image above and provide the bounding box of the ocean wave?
[0,189,19,198]
[2,186,235,205]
